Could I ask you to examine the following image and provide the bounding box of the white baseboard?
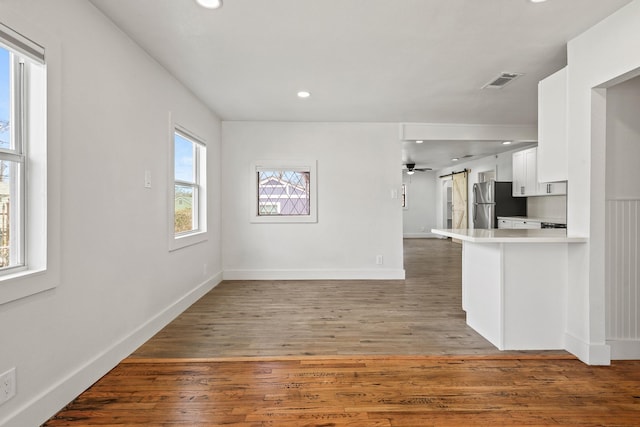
[403,232,439,239]
[223,269,406,281]
[564,332,611,365]
[1,272,223,427]
[607,339,640,360]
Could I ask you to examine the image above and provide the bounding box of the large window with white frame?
[169,122,207,250]
[0,24,45,276]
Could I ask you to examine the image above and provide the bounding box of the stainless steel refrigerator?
[473,181,526,229]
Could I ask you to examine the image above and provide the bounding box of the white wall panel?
[605,199,640,341]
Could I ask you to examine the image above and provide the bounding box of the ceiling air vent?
[482,72,524,89]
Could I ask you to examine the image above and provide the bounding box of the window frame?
[250,160,317,224]
[0,19,59,306]
[167,116,208,251]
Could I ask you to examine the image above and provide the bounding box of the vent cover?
[482,72,524,89]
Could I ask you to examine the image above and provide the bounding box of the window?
[169,122,207,251]
[0,24,44,276]
[0,20,54,305]
[251,161,317,223]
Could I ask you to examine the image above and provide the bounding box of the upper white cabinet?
[513,147,567,197]
[537,67,568,182]
[512,147,539,196]
[538,181,567,196]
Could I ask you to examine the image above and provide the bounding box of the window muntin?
[173,130,202,235]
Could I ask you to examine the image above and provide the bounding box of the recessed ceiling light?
[297,91,311,98]
[415,140,424,144]
[196,0,222,9]
[502,141,512,145]
[529,0,548,3]
[451,158,459,162]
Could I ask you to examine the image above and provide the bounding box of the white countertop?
[431,228,587,243]
[497,216,567,224]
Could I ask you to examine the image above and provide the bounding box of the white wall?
[0,1,222,426]
[565,0,640,364]
[402,171,438,237]
[221,121,404,280]
[605,76,640,199]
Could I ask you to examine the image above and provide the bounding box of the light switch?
[144,170,152,188]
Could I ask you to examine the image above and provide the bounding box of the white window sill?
[169,230,208,252]
[0,268,56,305]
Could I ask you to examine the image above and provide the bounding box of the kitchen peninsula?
[432,228,587,351]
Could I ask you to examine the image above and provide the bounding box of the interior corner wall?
[402,171,438,237]
[0,1,222,425]
[221,121,405,280]
[565,0,640,364]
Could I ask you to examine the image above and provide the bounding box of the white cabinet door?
[514,146,568,196]
[524,147,538,196]
[512,150,526,197]
[498,219,513,229]
[512,220,541,229]
[512,147,538,197]
[538,181,567,196]
[538,67,568,182]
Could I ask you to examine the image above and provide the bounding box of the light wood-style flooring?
[48,238,640,427]
[132,238,561,358]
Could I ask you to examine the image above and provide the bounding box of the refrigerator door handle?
[473,203,477,223]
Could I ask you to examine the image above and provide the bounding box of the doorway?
[451,170,468,230]
[603,73,640,360]
[442,179,452,229]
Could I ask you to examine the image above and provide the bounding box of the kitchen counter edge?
[431,228,588,243]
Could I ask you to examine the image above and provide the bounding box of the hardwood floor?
[45,357,640,426]
[50,238,638,426]
[132,238,561,358]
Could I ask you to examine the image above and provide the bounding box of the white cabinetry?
[499,218,541,229]
[538,181,567,196]
[498,219,513,229]
[538,67,568,182]
[513,147,567,196]
[512,220,541,229]
[512,147,539,196]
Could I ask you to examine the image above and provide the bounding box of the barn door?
[452,171,468,233]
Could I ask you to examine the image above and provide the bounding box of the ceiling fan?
[404,163,432,175]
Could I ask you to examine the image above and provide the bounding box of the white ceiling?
[88,0,632,168]
[402,139,536,171]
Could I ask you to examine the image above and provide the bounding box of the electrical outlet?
[203,263,208,276]
[0,367,16,406]
[376,255,384,265]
